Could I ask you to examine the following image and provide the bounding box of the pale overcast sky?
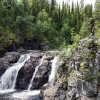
[56,0,95,6]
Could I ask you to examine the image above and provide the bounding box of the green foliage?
[86,73,100,81]
[88,51,96,58]
[70,70,77,77]
[64,64,69,70]
[79,19,91,38]
[37,9,49,22]
[84,4,92,18]
[0,0,96,50]
[94,0,100,21]
[60,20,71,45]
[94,0,100,38]
[79,61,89,73]
[85,75,98,81]
[0,26,15,50]
[72,34,80,43]
[13,15,34,40]
[59,43,77,60]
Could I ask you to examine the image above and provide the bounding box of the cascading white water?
[27,55,46,90]
[0,53,30,90]
[48,56,58,82]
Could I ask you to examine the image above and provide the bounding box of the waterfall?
[48,56,58,82]
[0,53,30,90]
[27,55,46,90]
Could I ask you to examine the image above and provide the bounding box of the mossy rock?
[88,51,96,59]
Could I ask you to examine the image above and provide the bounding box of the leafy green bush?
[0,26,15,50]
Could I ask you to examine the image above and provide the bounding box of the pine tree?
[22,0,29,13]
[70,2,75,28]
[58,4,61,21]
[85,4,92,18]
[94,0,100,21]
[74,2,81,33]
[94,0,100,35]
[71,1,74,14]
[79,18,91,38]
[61,2,67,20]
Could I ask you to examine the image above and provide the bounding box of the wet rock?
[30,59,51,90]
[5,52,19,63]
[15,52,42,90]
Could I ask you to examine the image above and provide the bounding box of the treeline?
[0,0,99,50]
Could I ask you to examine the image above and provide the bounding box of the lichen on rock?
[41,36,100,100]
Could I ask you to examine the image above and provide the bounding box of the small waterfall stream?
[48,56,58,82]
[0,54,30,90]
[28,55,46,90]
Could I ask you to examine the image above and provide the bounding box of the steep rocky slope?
[41,36,100,100]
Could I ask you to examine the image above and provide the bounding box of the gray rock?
[40,43,50,50]
[0,52,19,76]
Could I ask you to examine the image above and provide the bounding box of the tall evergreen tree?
[94,0,100,36]
[85,4,92,18]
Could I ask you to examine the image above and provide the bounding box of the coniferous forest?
[0,0,100,51]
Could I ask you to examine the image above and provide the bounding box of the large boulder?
[30,59,51,90]
[0,52,19,76]
[40,43,50,50]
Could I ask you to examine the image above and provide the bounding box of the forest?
[0,0,100,51]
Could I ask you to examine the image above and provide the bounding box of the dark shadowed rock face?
[30,60,51,90]
[15,52,42,90]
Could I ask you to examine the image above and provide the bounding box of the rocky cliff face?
[41,36,100,100]
[0,52,19,76]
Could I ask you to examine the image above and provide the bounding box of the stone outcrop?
[40,43,50,50]
[0,52,19,76]
[40,61,68,100]
[66,36,99,100]
[41,36,100,100]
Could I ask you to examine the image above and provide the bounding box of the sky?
[56,0,95,7]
